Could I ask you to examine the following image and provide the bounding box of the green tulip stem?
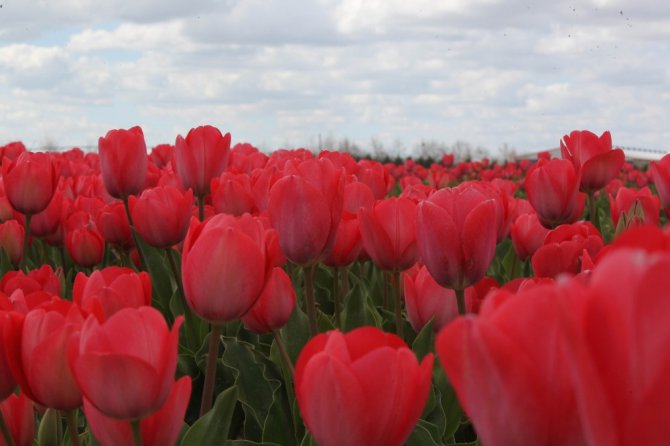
[200,323,223,416]
[19,213,31,271]
[455,288,466,316]
[0,410,15,446]
[303,264,318,336]
[197,194,205,221]
[391,271,404,338]
[122,196,148,269]
[273,329,295,377]
[65,410,81,446]
[166,248,200,350]
[332,266,341,329]
[130,419,143,446]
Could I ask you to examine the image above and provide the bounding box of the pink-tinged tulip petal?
[2,151,58,215]
[175,125,231,196]
[295,328,433,446]
[242,267,296,334]
[580,149,625,192]
[84,376,191,446]
[416,201,462,288]
[183,226,265,323]
[98,126,148,199]
[70,307,181,421]
[461,200,497,286]
[0,391,35,446]
[269,175,331,265]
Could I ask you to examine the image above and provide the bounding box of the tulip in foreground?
[69,307,182,420]
[295,327,433,446]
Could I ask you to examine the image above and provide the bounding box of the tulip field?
[1,126,670,446]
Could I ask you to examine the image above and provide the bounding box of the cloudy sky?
[0,0,668,157]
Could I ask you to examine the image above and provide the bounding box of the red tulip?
[73,267,151,320]
[98,126,148,199]
[0,312,17,401]
[211,172,257,216]
[295,327,433,446]
[0,391,35,446]
[2,151,58,215]
[131,186,194,248]
[561,249,670,445]
[403,266,496,333]
[436,282,587,446]
[6,301,85,410]
[268,158,344,265]
[94,201,133,249]
[83,376,191,446]
[241,267,295,334]
[181,214,275,324]
[0,264,61,297]
[323,212,362,267]
[28,187,63,238]
[416,185,497,290]
[560,130,624,192]
[609,186,660,228]
[650,154,670,217]
[175,125,231,197]
[69,307,181,420]
[510,213,550,261]
[524,158,585,228]
[355,159,394,199]
[0,220,23,266]
[532,222,604,278]
[65,211,105,267]
[359,197,418,271]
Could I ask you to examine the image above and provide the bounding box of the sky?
[0,0,668,158]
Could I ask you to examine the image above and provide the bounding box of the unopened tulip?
[295,327,433,446]
[83,376,191,446]
[436,283,588,446]
[241,267,295,334]
[268,158,344,265]
[175,125,231,197]
[2,151,58,215]
[131,186,194,248]
[73,267,151,320]
[6,301,85,410]
[69,307,182,420]
[94,201,133,249]
[0,220,23,266]
[416,185,497,290]
[98,126,148,199]
[524,158,585,228]
[0,391,35,446]
[359,197,418,271]
[181,214,276,324]
[510,213,550,261]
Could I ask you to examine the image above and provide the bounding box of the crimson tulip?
[69,307,181,420]
[241,267,295,334]
[2,151,58,215]
[436,282,587,446]
[131,186,194,248]
[0,264,61,297]
[175,125,231,197]
[510,213,550,261]
[295,327,433,446]
[98,126,148,199]
[211,171,256,216]
[94,201,133,249]
[0,220,23,266]
[182,214,279,324]
[73,267,151,320]
[65,211,105,267]
[0,312,17,401]
[650,154,670,216]
[6,301,85,410]
[524,158,585,228]
[609,186,660,228]
[403,266,496,333]
[532,221,604,278]
[0,391,34,446]
[416,185,497,291]
[268,158,344,265]
[560,130,624,193]
[358,197,418,272]
[83,376,191,446]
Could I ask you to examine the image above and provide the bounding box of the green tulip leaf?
[412,318,435,361]
[180,385,239,446]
